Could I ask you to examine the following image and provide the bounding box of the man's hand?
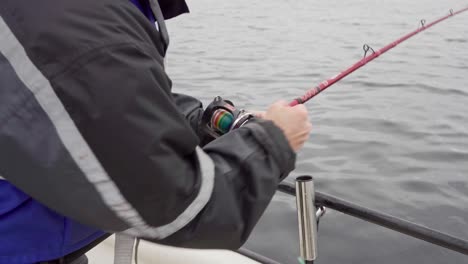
[252,111,266,119]
[263,101,312,152]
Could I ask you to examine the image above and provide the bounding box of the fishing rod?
[200,6,468,142]
[290,6,468,106]
[200,7,466,139]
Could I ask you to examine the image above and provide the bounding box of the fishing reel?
[199,96,254,145]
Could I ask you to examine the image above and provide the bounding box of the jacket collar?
[129,0,189,21]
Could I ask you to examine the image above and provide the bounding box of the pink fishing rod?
[290,7,468,106]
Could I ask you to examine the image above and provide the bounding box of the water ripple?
[167,0,468,262]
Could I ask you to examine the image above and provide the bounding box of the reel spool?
[210,109,235,135]
[199,96,254,145]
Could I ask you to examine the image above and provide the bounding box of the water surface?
[166,1,468,263]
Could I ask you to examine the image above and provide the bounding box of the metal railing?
[238,175,468,263]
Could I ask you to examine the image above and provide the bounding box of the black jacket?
[0,0,295,249]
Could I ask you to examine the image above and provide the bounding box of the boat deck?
[87,235,260,264]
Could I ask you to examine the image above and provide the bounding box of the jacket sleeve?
[171,93,204,137]
[50,43,296,249]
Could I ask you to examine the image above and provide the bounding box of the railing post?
[295,176,318,264]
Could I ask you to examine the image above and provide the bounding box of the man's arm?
[171,93,204,137]
[44,44,295,249]
[0,0,296,249]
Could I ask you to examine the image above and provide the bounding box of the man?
[0,0,312,263]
